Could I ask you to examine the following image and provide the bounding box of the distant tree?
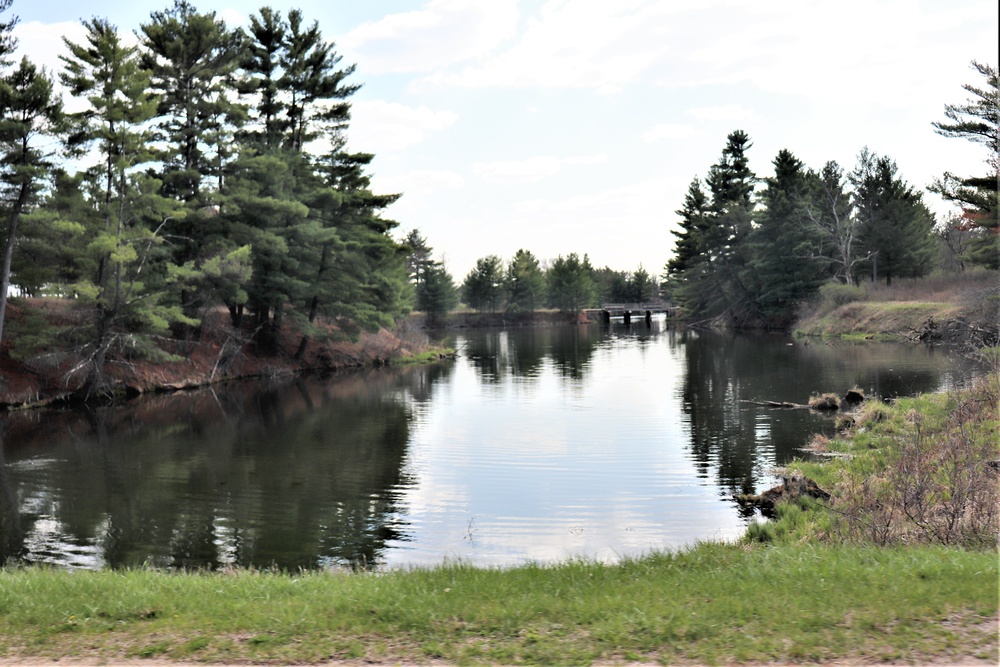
[462,255,504,313]
[627,266,655,303]
[403,228,433,290]
[0,57,63,352]
[851,148,936,286]
[418,262,457,326]
[547,253,596,314]
[930,61,998,269]
[935,212,978,273]
[504,248,545,313]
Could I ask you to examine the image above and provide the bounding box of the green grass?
[0,542,996,665]
[390,347,455,366]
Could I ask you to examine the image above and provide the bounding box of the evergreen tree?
[0,57,63,350]
[417,261,457,327]
[403,228,433,290]
[627,266,655,303]
[851,148,936,285]
[462,255,504,313]
[60,18,158,291]
[504,248,545,313]
[281,9,358,152]
[140,0,245,202]
[745,149,824,327]
[665,177,709,277]
[931,61,999,269]
[0,0,16,67]
[675,130,756,324]
[8,171,94,298]
[240,6,287,148]
[547,253,596,314]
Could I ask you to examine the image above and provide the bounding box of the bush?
[819,282,866,307]
[832,374,1000,548]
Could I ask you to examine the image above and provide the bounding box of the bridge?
[585,302,680,323]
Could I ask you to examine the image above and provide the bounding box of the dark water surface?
[0,322,982,569]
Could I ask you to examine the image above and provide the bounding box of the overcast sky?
[10,0,999,279]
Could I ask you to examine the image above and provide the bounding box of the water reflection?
[0,324,983,570]
[0,369,442,569]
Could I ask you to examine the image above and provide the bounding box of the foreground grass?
[0,542,996,665]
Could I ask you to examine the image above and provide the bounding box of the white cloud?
[685,105,757,123]
[12,21,86,77]
[473,153,608,183]
[348,100,458,153]
[396,169,465,192]
[341,0,519,74]
[642,123,696,142]
[425,1,675,90]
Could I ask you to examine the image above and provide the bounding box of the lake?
[0,320,983,570]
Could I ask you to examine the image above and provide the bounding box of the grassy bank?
[760,372,999,549]
[795,270,999,343]
[0,543,995,665]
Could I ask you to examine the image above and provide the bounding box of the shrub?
[832,375,999,548]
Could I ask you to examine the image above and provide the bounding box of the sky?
[9,0,999,280]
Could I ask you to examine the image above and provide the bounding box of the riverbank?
[0,302,447,410]
[794,270,999,346]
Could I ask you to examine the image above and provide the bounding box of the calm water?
[0,321,982,570]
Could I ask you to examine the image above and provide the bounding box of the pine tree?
[462,255,504,313]
[417,262,457,326]
[675,130,757,324]
[241,6,287,148]
[504,249,545,313]
[281,9,359,153]
[60,18,158,291]
[547,253,596,314]
[745,149,825,327]
[931,61,999,269]
[665,177,709,277]
[851,148,936,286]
[140,0,245,202]
[0,57,63,350]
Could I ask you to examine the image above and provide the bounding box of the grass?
[0,543,996,665]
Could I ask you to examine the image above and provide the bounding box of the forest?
[0,0,997,395]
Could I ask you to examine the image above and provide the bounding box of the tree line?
[0,0,413,391]
[404,229,659,324]
[663,61,997,329]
